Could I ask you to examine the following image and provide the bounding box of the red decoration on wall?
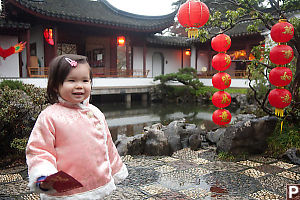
[212,91,231,108]
[212,109,232,126]
[269,67,293,87]
[212,72,231,90]
[44,28,54,45]
[271,19,294,43]
[269,45,294,65]
[177,0,210,38]
[268,88,292,116]
[0,42,26,60]
[211,34,231,52]
[212,53,231,71]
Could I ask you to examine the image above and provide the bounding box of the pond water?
[92,101,239,141]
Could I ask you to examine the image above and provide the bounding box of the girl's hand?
[36,176,53,191]
[39,181,53,191]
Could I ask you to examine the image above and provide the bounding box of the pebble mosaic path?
[0,147,299,200]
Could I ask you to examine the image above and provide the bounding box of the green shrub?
[0,80,25,91]
[267,121,300,157]
[0,80,48,160]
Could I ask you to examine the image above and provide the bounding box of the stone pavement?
[1,147,300,200]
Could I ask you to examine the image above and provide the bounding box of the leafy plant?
[0,80,48,161]
[267,121,300,157]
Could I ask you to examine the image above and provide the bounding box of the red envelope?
[44,171,83,193]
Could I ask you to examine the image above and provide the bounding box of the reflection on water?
[92,101,238,141]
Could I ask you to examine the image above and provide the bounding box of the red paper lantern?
[212,91,231,108]
[271,19,294,43]
[268,88,292,116]
[269,67,293,87]
[177,0,210,38]
[211,34,231,52]
[270,45,294,65]
[212,109,232,126]
[212,72,231,90]
[212,53,231,71]
[117,36,125,46]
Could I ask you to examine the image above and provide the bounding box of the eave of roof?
[7,0,177,32]
[147,35,190,47]
[0,18,30,29]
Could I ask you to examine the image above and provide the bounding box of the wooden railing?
[92,68,149,78]
[28,67,48,78]
[27,67,149,78]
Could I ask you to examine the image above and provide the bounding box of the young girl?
[26,54,128,200]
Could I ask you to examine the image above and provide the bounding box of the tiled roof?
[0,18,30,29]
[147,35,190,47]
[8,0,176,32]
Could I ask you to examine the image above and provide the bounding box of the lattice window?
[57,43,77,55]
[0,0,4,18]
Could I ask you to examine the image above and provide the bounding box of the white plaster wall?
[197,53,209,73]
[30,25,45,66]
[133,46,191,78]
[132,46,143,70]
[0,36,19,77]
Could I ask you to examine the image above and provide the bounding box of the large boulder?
[144,129,170,156]
[115,134,146,156]
[216,116,278,155]
[283,148,300,165]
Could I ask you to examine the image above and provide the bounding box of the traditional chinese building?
[0,0,269,95]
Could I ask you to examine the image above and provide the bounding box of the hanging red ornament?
[269,45,294,65]
[212,53,231,71]
[212,91,231,108]
[212,109,232,126]
[212,72,231,90]
[44,28,54,45]
[177,0,210,38]
[271,19,294,43]
[211,34,231,52]
[268,88,292,117]
[269,67,293,87]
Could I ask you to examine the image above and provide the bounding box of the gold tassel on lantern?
[275,108,284,117]
[188,28,199,38]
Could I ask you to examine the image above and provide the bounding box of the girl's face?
[58,63,91,104]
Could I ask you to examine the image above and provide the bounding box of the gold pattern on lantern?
[225,36,231,46]
[221,94,230,104]
[280,72,292,81]
[222,75,231,85]
[281,94,291,103]
[282,50,293,59]
[225,55,231,64]
[283,26,293,35]
[220,111,230,122]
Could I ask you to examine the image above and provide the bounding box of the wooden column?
[126,41,130,76]
[195,47,198,70]
[26,29,30,77]
[110,36,117,75]
[181,49,183,69]
[53,26,58,57]
[143,44,147,77]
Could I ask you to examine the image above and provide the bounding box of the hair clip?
[65,58,77,67]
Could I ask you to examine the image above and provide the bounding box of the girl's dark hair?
[47,54,93,104]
